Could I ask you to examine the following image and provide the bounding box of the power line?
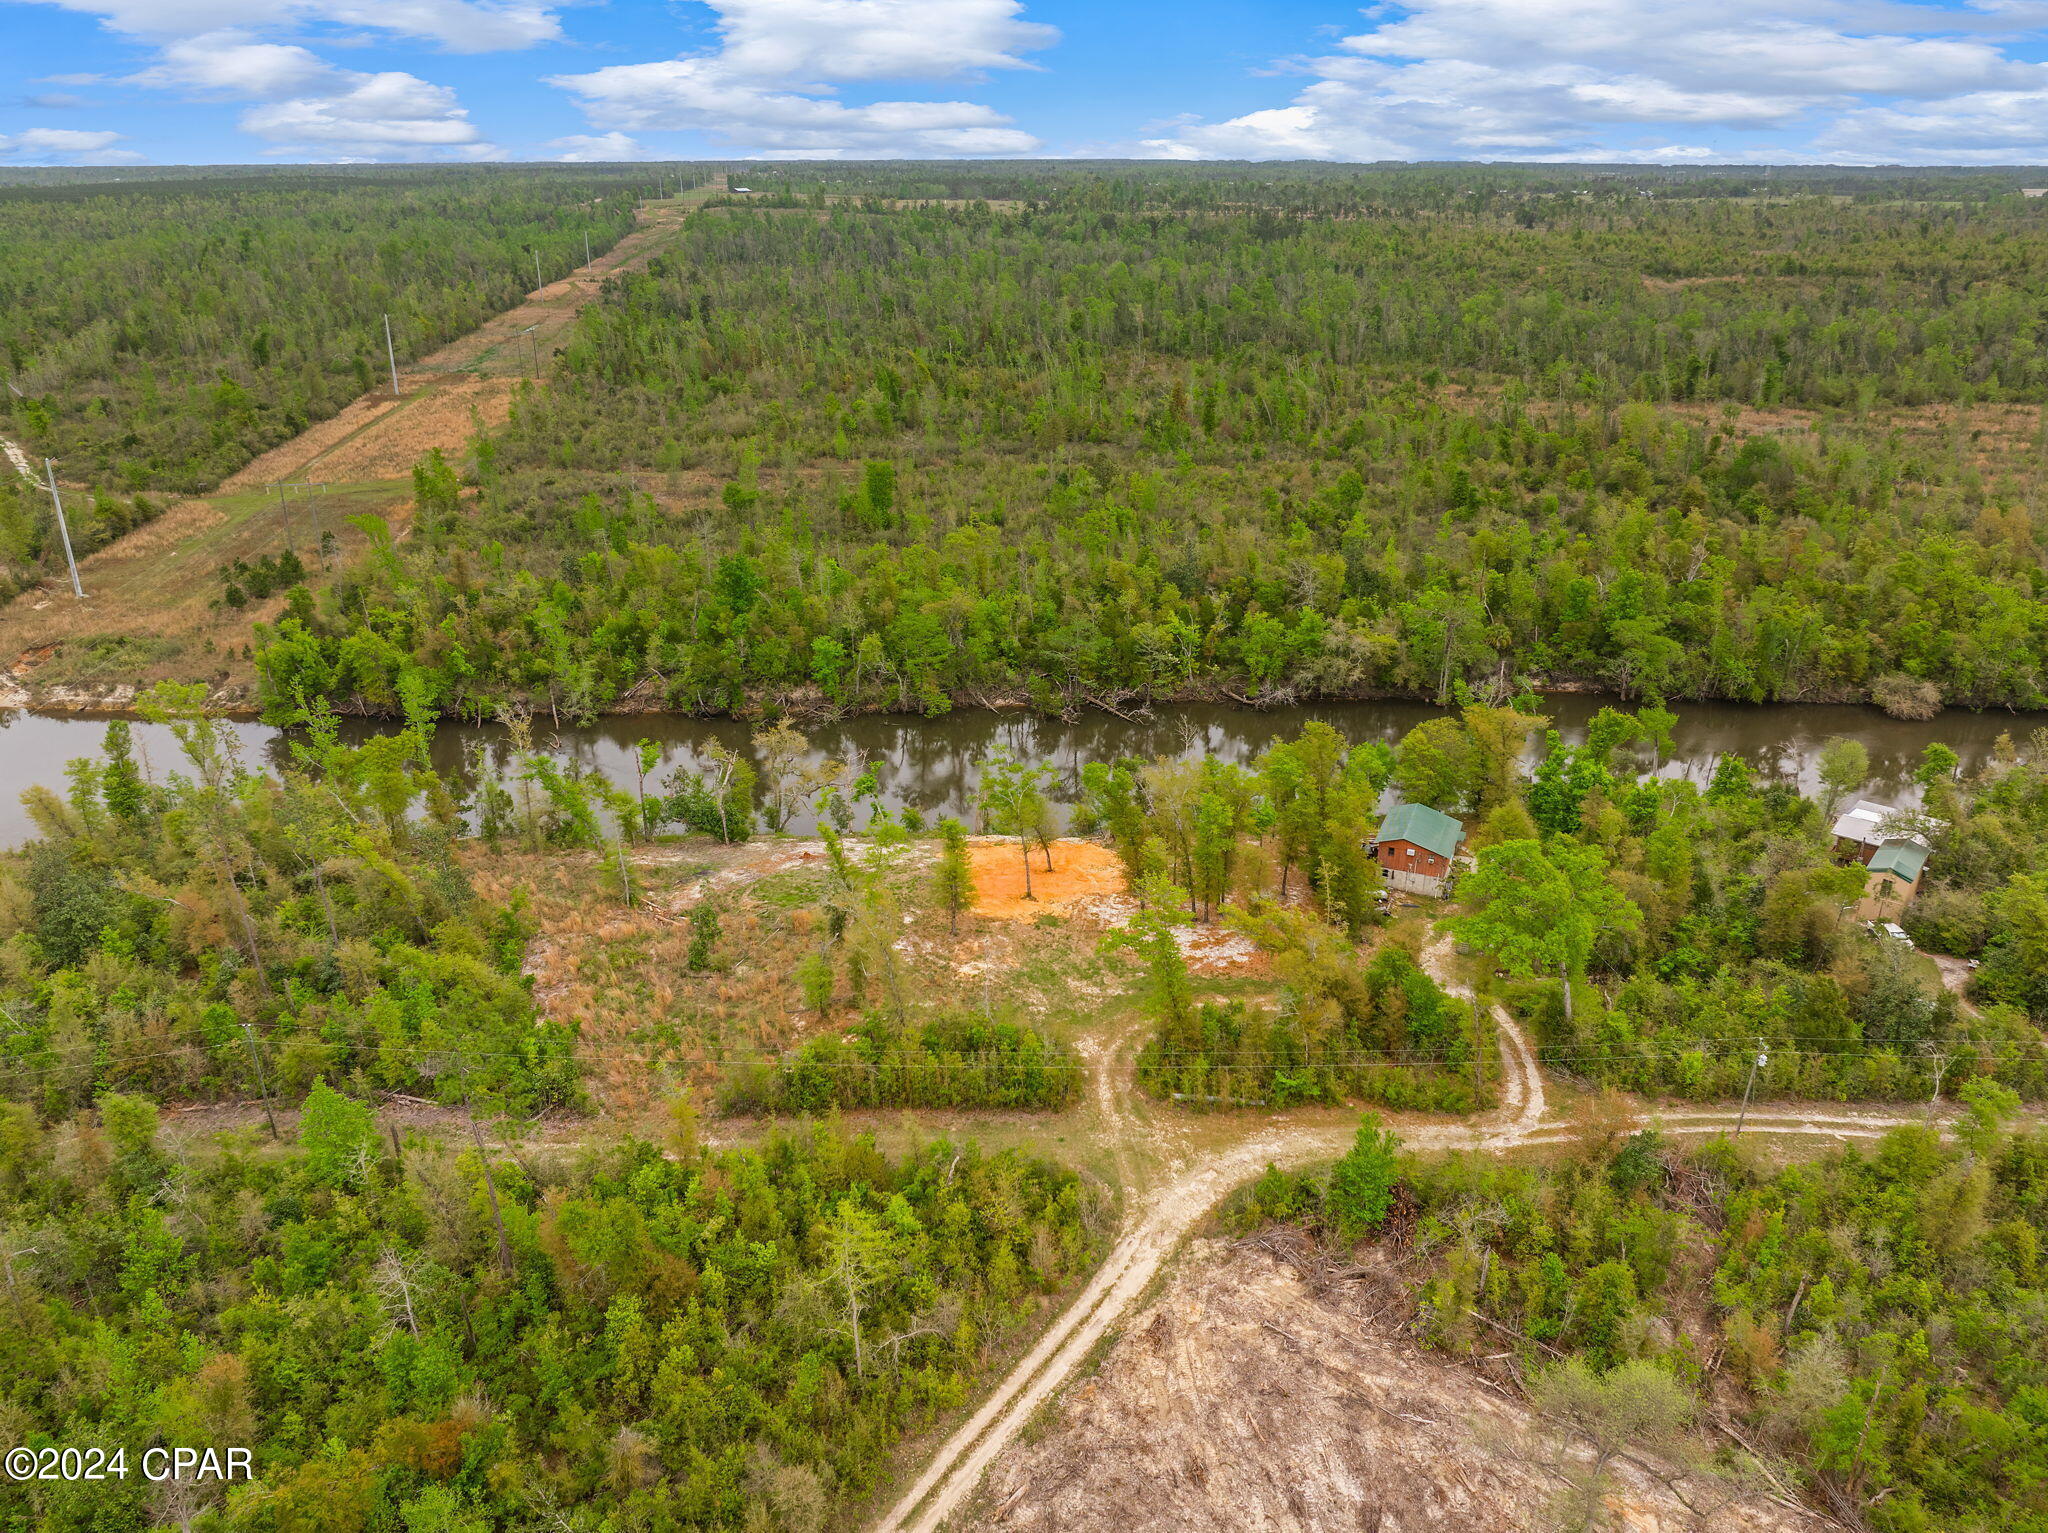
[0,1031,2038,1089]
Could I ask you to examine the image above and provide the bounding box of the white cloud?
[129,32,340,95]
[10,0,559,52]
[7,0,552,158]
[1139,0,2048,164]
[550,0,1054,156]
[312,0,557,52]
[117,25,493,158]
[238,70,486,153]
[708,0,1056,83]
[1819,87,2048,159]
[0,125,144,161]
[550,130,655,161]
[552,58,1038,153]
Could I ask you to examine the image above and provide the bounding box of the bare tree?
[370,1247,427,1336]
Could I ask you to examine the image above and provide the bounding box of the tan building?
[1855,840,1929,923]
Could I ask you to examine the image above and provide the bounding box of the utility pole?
[42,459,83,599]
[533,249,543,292]
[583,230,592,267]
[240,1023,280,1140]
[521,323,541,378]
[1734,1041,1766,1137]
[271,481,315,558]
[382,312,401,398]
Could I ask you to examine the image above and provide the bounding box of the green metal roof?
[1376,802,1464,860]
[1867,841,1929,882]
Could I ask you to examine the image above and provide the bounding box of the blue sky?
[4,0,2048,167]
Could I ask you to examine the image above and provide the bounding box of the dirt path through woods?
[874,923,1960,1533]
[222,179,721,489]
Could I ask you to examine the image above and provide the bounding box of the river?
[2,695,2038,848]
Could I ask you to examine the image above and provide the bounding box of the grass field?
[0,479,407,700]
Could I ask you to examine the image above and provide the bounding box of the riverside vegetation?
[2,688,2046,1531]
[7,693,2044,1131]
[234,163,2048,722]
[0,689,1101,1532]
[1096,703,2048,1109]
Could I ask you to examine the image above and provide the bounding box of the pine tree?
[687,901,721,972]
[932,818,976,934]
[1329,1112,1400,1241]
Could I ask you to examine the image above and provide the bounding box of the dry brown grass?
[222,397,408,490]
[0,479,410,702]
[310,376,522,481]
[469,847,816,1118]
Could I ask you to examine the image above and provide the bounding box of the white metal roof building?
[1829,800,1931,851]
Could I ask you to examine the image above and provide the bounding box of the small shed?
[1830,800,1931,864]
[1370,803,1464,898]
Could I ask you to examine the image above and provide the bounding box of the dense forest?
[0,684,577,1117]
[701,159,2048,209]
[1228,1101,2048,1533]
[0,1100,1099,1531]
[6,158,2048,1533]
[249,167,2048,721]
[0,166,694,493]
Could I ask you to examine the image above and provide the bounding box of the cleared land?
[444,830,1979,1533]
[963,1239,1825,1533]
[0,183,723,707]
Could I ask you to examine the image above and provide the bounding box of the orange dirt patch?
[970,838,1128,920]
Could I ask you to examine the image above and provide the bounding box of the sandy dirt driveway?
[874,924,1958,1533]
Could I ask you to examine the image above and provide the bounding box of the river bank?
[5,693,2040,848]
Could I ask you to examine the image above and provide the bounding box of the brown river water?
[1,695,2039,847]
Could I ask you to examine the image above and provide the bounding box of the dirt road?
[874,930,1954,1533]
[1,182,723,706]
[220,182,720,491]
